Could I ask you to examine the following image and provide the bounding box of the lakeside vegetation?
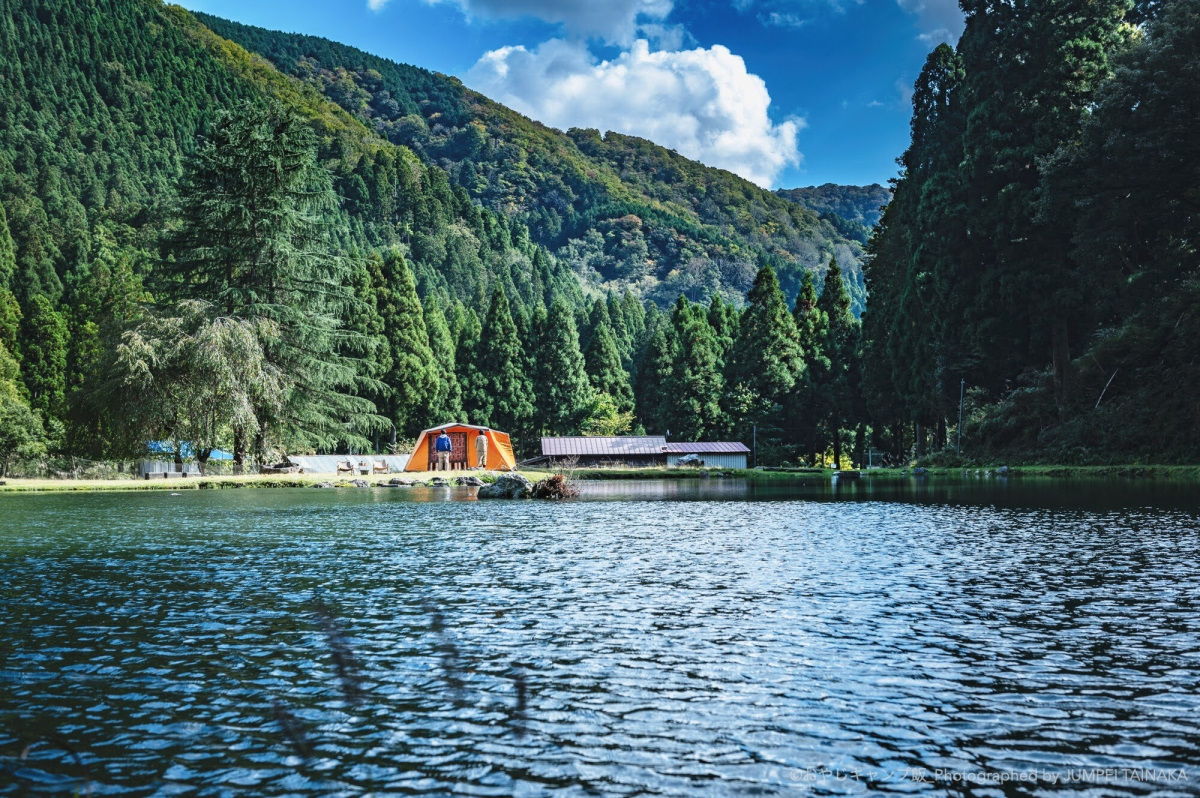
[1,0,1196,478]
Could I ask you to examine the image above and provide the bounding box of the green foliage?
[19,294,68,420]
[0,386,46,478]
[112,300,284,468]
[377,250,437,437]
[162,100,381,454]
[669,304,725,441]
[423,296,463,423]
[472,286,533,433]
[580,392,634,437]
[534,300,593,435]
[194,14,868,307]
[584,320,634,413]
[726,265,805,427]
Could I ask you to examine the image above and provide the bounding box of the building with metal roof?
[534,436,749,469]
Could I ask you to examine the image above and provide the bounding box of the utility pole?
[752,424,757,469]
[957,378,965,454]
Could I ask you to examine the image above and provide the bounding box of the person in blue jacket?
[435,429,453,471]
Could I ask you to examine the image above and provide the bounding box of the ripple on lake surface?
[1,485,1199,795]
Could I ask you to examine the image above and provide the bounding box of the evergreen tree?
[456,308,486,423]
[19,294,68,421]
[726,265,805,434]
[670,304,724,440]
[162,100,379,460]
[707,294,736,369]
[423,296,463,424]
[816,257,860,467]
[635,324,675,436]
[584,319,634,413]
[0,205,21,367]
[534,300,593,435]
[474,285,533,433]
[379,249,437,437]
[792,270,831,464]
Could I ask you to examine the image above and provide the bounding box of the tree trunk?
[174,446,184,472]
[854,426,866,469]
[936,416,947,450]
[808,426,817,467]
[832,427,842,470]
[1052,318,1070,415]
[233,427,246,475]
[197,449,211,476]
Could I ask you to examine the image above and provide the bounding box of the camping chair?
[336,459,355,475]
[373,460,390,474]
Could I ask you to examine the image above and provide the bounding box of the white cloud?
[382,0,674,44]
[467,38,803,187]
[896,0,964,43]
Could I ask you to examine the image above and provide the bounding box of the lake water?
[2,478,1199,795]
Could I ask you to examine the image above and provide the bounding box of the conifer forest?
[1,0,1196,473]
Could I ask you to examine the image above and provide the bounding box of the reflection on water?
[1,482,1199,795]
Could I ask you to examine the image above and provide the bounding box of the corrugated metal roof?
[542,436,667,456]
[664,442,751,454]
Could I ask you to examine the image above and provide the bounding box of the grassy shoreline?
[2,464,1198,493]
[0,470,554,494]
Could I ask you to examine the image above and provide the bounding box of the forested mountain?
[0,0,867,469]
[775,183,890,248]
[194,13,867,310]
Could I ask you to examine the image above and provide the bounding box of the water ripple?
[1,486,1198,795]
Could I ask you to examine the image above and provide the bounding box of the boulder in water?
[477,473,532,499]
[456,476,485,486]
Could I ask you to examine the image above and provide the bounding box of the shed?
[538,436,668,467]
[405,423,516,472]
[665,442,751,469]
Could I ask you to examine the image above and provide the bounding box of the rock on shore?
[476,473,532,499]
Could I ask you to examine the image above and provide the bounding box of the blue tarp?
[146,441,234,460]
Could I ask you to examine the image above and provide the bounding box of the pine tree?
[584,319,634,413]
[474,285,533,433]
[534,300,593,435]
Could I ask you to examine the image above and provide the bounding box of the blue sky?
[177,0,963,189]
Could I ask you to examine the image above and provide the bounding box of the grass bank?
[0,470,554,494]
[569,464,1200,482]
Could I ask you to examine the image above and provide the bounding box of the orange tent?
[405,423,517,472]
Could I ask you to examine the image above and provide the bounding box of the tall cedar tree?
[379,250,437,437]
[584,319,634,413]
[534,300,593,435]
[19,294,68,420]
[726,266,805,430]
[670,302,724,440]
[0,205,20,355]
[792,271,830,464]
[635,324,674,435]
[423,296,463,424]
[474,286,533,434]
[164,100,379,460]
[817,257,860,467]
[455,309,486,422]
[956,0,1132,402]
